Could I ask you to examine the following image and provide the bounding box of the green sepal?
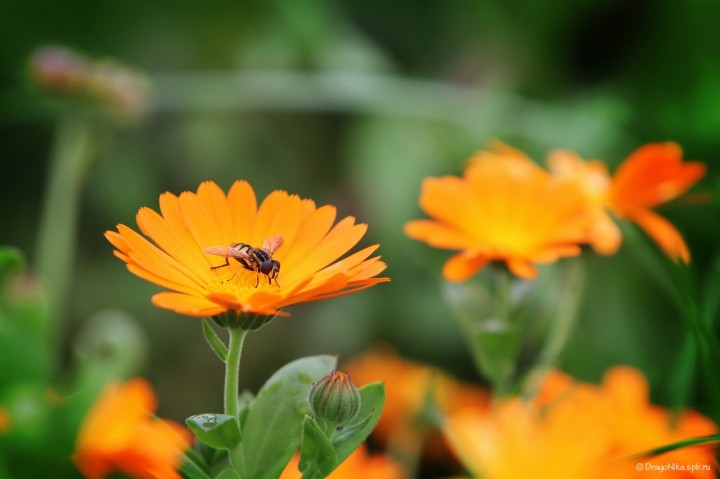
[231,355,336,479]
[211,311,276,330]
[331,382,385,464]
[202,318,228,362]
[186,413,242,450]
[214,469,241,479]
[299,415,337,478]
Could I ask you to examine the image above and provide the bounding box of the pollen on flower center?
[208,267,279,300]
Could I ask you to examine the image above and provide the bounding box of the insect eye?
[260,261,274,274]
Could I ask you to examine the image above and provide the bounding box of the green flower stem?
[35,113,108,357]
[445,266,521,397]
[523,259,586,396]
[224,327,248,420]
[488,267,517,396]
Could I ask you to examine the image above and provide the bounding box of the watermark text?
[636,462,712,474]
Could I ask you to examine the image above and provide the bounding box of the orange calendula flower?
[73,379,192,479]
[343,347,487,461]
[279,444,405,479]
[106,181,388,319]
[549,143,705,263]
[445,391,612,479]
[405,143,594,281]
[590,367,717,479]
[443,367,718,479]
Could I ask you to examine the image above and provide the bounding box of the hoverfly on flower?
[203,235,283,287]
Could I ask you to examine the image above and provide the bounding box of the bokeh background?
[2,0,719,424]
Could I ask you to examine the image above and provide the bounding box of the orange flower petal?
[74,379,191,479]
[283,218,368,285]
[404,220,475,249]
[225,180,258,243]
[117,225,207,293]
[548,144,703,263]
[443,366,718,479]
[280,205,337,268]
[250,190,305,248]
[609,142,706,210]
[506,258,538,279]
[152,292,227,317]
[136,207,212,281]
[178,187,227,249]
[587,211,622,255]
[623,206,691,263]
[442,252,491,282]
[407,143,594,281]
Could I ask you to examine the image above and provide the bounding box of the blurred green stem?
[153,70,620,144]
[523,259,586,396]
[446,267,520,397]
[35,113,106,355]
[626,227,720,422]
[489,267,516,396]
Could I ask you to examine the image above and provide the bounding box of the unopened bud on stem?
[309,370,361,426]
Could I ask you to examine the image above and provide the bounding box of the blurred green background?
[1,0,720,422]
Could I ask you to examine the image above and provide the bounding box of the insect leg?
[211,258,230,270]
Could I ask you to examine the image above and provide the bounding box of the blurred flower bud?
[86,60,151,114]
[29,46,91,93]
[28,45,151,117]
[309,370,361,426]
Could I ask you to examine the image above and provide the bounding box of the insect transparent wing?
[203,246,251,259]
[262,235,284,254]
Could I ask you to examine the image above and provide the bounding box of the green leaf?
[186,414,242,450]
[180,451,213,479]
[215,469,241,479]
[237,390,254,430]
[232,355,336,479]
[203,318,228,362]
[631,434,720,459]
[299,415,337,478]
[331,382,385,465]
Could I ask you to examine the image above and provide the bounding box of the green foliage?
[2,2,720,477]
[330,382,384,464]
[231,355,335,479]
[203,318,229,362]
[187,414,242,451]
[0,248,50,387]
[181,356,385,479]
[299,382,385,479]
[299,416,337,478]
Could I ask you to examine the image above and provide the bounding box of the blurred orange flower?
[0,407,10,434]
[549,143,705,262]
[279,444,405,479]
[444,366,717,479]
[106,181,388,318]
[405,143,594,280]
[589,367,717,479]
[73,379,192,479]
[445,391,612,479]
[343,347,487,459]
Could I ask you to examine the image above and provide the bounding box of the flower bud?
[309,370,361,426]
[29,46,91,93]
[28,45,151,117]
